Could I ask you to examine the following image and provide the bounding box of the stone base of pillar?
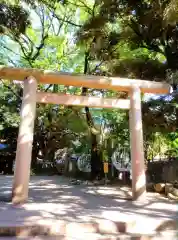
[12,194,28,205]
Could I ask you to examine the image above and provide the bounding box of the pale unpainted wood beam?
[36,92,130,109]
[0,66,171,94]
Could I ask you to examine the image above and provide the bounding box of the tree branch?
[14,37,31,61]
[1,43,20,57]
[21,34,34,56]
[66,0,93,15]
[31,34,48,61]
[45,84,53,92]
[53,12,82,27]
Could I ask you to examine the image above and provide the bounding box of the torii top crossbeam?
[0,66,170,94]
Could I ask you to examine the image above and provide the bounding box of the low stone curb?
[0,220,134,237]
[0,232,177,240]
[0,218,177,238]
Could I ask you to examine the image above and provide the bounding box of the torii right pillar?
[129,86,146,201]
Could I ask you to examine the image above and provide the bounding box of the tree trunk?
[172,85,178,130]
[165,47,178,129]
[82,51,103,180]
[165,46,178,70]
[64,153,70,175]
[87,108,102,180]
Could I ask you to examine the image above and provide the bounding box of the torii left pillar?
[12,76,37,204]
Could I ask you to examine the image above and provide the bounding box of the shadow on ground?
[0,175,177,233]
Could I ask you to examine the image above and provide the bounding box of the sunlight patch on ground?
[84,185,132,198]
[146,202,177,212]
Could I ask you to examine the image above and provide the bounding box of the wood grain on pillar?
[12,76,37,204]
[129,86,146,201]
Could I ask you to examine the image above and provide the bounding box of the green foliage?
[0,81,21,153]
[163,0,178,25]
[166,132,178,156]
[77,0,178,75]
[0,81,20,131]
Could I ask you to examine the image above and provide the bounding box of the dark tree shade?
[0,2,30,36]
[110,58,167,80]
[78,0,178,71]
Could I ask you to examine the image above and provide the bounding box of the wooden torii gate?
[0,67,171,204]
